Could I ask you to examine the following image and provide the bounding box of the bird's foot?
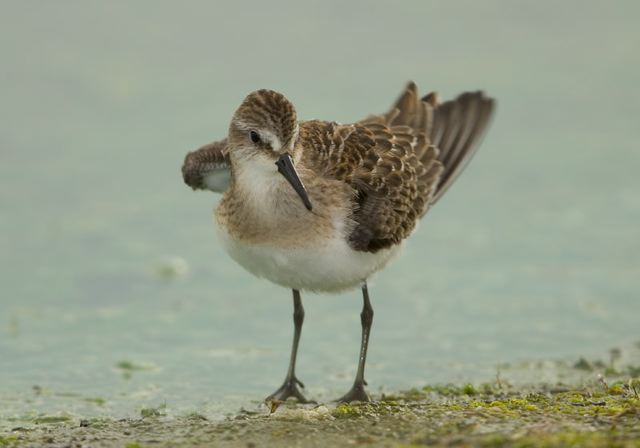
[336,381,371,403]
[265,376,311,404]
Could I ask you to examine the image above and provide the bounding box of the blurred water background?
[1,1,639,427]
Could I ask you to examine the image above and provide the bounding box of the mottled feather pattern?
[182,139,229,190]
[299,121,376,182]
[299,116,441,253]
[183,82,494,255]
[293,82,493,253]
[384,82,494,204]
[232,89,298,151]
[349,123,440,252]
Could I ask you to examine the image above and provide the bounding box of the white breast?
[216,224,400,293]
[214,154,401,292]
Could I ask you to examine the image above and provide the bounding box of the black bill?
[275,153,313,211]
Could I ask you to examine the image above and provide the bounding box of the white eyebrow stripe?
[258,130,281,152]
[233,119,283,152]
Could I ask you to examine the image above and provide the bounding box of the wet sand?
[4,351,639,448]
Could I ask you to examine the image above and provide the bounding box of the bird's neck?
[226,156,310,225]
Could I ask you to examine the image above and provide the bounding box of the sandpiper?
[182,82,495,403]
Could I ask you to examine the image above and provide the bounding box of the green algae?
[84,397,106,406]
[327,374,640,446]
[140,403,167,419]
[421,382,487,397]
[115,360,157,372]
[3,352,640,447]
[0,436,19,447]
[6,413,74,426]
[32,415,73,425]
[115,360,157,379]
[333,403,405,421]
[2,382,639,447]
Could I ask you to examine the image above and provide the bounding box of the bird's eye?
[250,131,261,144]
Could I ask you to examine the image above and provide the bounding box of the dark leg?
[265,289,310,403]
[337,282,374,402]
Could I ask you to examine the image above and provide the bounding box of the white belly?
[216,225,400,293]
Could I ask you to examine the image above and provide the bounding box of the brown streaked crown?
[229,89,298,154]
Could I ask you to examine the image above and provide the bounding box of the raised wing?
[382,82,495,203]
[182,139,230,193]
[303,82,494,253]
[300,117,442,253]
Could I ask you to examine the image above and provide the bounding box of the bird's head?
[227,89,312,211]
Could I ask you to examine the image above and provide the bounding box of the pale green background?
[1,1,638,425]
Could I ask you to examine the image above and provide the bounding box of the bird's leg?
[337,282,374,403]
[265,289,310,403]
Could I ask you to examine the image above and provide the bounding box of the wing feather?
[301,114,439,252]
[333,82,495,251]
[184,82,494,252]
[382,82,495,204]
[182,139,231,193]
[429,91,495,203]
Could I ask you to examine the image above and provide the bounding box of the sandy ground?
[3,359,639,448]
